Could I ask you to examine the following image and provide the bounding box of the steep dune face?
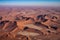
[16,19,34,30]
[0,7,60,40]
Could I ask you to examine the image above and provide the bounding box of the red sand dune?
[0,6,60,40]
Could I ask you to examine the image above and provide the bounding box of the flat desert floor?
[0,6,60,40]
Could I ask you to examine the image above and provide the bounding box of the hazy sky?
[0,0,60,7]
